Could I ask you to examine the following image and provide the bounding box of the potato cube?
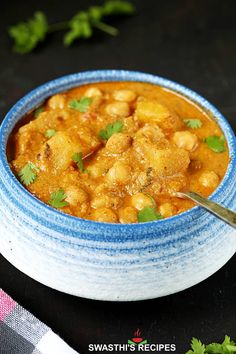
[145,147,190,176]
[135,100,170,122]
[135,100,182,132]
[45,132,81,171]
[133,139,190,176]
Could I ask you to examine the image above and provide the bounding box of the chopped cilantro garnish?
[34,106,44,118]
[72,152,85,172]
[18,162,39,186]
[48,189,69,208]
[186,335,236,354]
[204,135,226,153]
[137,207,163,223]
[45,129,56,138]
[99,121,123,140]
[184,119,202,129]
[68,97,92,112]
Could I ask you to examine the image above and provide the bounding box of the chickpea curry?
[8,82,229,223]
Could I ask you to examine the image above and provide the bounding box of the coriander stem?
[48,21,69,33]
[93,21,119,36]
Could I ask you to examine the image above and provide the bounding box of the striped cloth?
[0,289,78,354]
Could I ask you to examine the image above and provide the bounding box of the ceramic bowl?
[0,70,236,301]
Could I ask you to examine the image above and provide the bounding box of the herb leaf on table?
[186,338,206,354]
[8,1,135,54]
[9,12,48,54]
[186,336,236,354]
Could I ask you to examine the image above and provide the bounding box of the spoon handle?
[177,191,236,229]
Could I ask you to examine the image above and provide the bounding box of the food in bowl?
[1,71,236,301]
[8,82,229,223]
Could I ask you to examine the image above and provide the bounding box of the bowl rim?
[0,69,235,232]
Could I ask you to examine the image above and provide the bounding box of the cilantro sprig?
[18,162,39,186]
[137,206,163,223]
[9,1,135,54]
[68,97,92,112]
[9,12,48,54]
[48,189,69,208]
[72,152,86,172]
[186,336,236,354]
[204,135,226,153]
[184,119,202,129]
[99,121,123,140]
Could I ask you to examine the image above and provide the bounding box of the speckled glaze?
[0,70,236,301]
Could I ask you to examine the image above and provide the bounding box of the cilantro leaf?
[205,343,223,353]
[186,336,236,354]
[68,97,92,112]
[222,335,236,352]
[72,152,85,172]
[64,12,93,47]
[48,189,69,208]
[18,162,39,186]
[186,338,206,354]
[45,129,56,138]
[64,1,135,46]
[138,207,163,223]
[205,135,226,153]
[34,106,44,118]
[9,11,48,54]
[99,121,123,140]
[184,119,202,129]
[206,336,236,353]
[102,0,135,16]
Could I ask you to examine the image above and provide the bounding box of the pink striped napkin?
[0,289,78,354]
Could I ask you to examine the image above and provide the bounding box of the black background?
[0,1,236,353]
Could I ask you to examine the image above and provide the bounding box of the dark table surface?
[0,0,236,353]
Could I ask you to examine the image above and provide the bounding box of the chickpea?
[106,133,132,154]
[131,193,153,210]
[199,170,219,188]
[118,206,137,224]
[159,202,176,218]
[91,195,120,209]
[173,131,198,151]
[106,161,131,184]
[123,116,139,134]
[135,124,165,142]
[65,186,88,206]
[91,208,118,223]
[84,87,102,98]
[87,163,107,178]
[105,102,130,117]
[113,89,136,102]
[48,94,65,109]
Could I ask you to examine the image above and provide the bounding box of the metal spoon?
[175,191,236,229]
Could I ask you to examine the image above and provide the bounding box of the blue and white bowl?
[0,70,236,301]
